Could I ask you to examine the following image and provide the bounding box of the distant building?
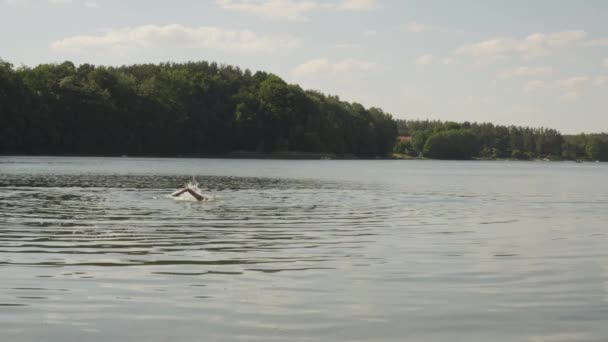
[398,136,412,142]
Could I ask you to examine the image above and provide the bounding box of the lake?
[1,157,607,342]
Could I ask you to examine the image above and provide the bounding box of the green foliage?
[586,137,608,161]
[511,149,525,160]
[393,139,413,155]
[423,129,479,160]
[397,119,603,161]
[0,59,397,157]
[479,147,498,159]
[564,133,608,161]
[2,57,604,161]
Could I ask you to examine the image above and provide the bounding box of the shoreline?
[0,152,600,162]
[0,151,360,160]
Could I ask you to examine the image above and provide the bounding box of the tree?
[511,149,525,160]
[394,119,582,161]
[586,138,608,161]
[393,139,413,155]
[423,129,479,160]
[0,59,399,158]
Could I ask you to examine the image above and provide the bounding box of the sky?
[1,0,607,133]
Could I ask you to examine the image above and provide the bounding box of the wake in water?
[170,179,211,202]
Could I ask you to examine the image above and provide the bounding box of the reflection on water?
[1,157,608,342]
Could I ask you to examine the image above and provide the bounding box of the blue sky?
[1,0,607,133]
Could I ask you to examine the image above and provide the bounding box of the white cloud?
[595,75,608,86]
[292,58,377,77]
[3,0,30,5]
[404,21,450,34]
[523,80,547,93]
[528,333,591,342]
[500,66,552,79]
[215,0,376,21]
[556,76,591,90]
[415,54,435,66]
[4,0,98,7]
[51,24,299,52]
[464,95,485,106]
[560,92,582,101]
[399,86,428,102]
[84,1,98,8]
[524,76,591,99]
[555,76,591,100]
[293,58,330,76]
[584,39,608,47]
[442,57,454,65]
[333,42,361,48]
[592,61,608,87]
[215,0,324,21]
[337,0,377,11]
[543,30,587,46]
[415,54,453,67]
[333,58,377,73]
[363,29,377,37]
[5,0,72,4]
[456,30,587,60]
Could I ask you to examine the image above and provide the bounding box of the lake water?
[1,156,607,342]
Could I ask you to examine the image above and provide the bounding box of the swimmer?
[172,187,208,201]
[172,179,209,201]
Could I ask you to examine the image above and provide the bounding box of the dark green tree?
[586,137,608,161]
[423,129,479,160]
[0,59,398,158]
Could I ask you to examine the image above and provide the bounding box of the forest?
[395,120,608,161]
[0,59,397,157]
[1,58,607,161]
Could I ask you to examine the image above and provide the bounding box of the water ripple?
[2,158,608,342]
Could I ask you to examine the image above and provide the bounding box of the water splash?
[170,178,212,202]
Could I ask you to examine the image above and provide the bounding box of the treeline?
[396,120,608,161]
[0,59,397,157]
[2,58,606,161]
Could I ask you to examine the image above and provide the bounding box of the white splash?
[170,179,212,202]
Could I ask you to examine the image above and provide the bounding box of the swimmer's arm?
[189,189,207,201]
[174,188,207,201]
[172,188,188,197]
